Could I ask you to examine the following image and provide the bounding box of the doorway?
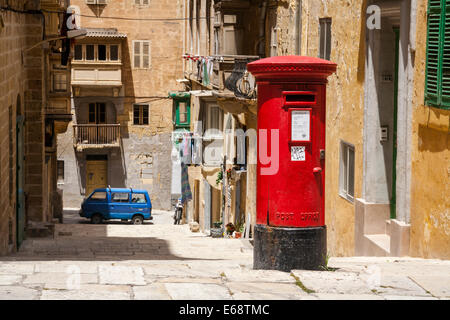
[86,158,107,196]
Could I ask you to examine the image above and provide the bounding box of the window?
[135,0,149,5]
[425,0,450,109]
[175,100,190,127]
[86,44,95,60]
[57,160,64,184]
[339,141,355,202]
[319,18,332,60]
[112,192,129,203]
[204,104,223,138]
[131,193,147,203]
[51,63,68,92]
[89,103,106,124]
[74,44,120,62]
[53,73,67,92]
[133,41,150,68]
[74,44,83,60]
[110,45,119,61]
[90,191,107,201]
[98,44,106,61]
[133,104,149,125]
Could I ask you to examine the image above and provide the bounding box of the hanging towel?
[180,162,192,204]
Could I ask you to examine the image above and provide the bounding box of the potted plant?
[236,223,245,238]
[225,222,235,236]
[211,221,223,238]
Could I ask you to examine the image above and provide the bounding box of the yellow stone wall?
[410,0,450,259]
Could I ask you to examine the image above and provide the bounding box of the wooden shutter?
[142,41,150,68]
[425,0,450,109]
[441,1,450,107]
[134,41,141,68]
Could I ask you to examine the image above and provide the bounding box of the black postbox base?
[253,224,327,272]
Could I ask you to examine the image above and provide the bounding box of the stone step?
[364,234,390,256]
[385,219,391,236]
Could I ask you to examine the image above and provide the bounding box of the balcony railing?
[73,124,120,148]
[185,54,259,99]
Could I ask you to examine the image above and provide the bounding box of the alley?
[0,210,449,300]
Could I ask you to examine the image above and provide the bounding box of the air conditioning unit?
[85,0,96,4]
[97,0,108,4]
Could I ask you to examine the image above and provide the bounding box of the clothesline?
[182,54,224,62]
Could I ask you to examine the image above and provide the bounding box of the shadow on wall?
[418,122,450,153]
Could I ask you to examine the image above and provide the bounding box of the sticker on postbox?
[291,146,306,161]
[291,110,310,141]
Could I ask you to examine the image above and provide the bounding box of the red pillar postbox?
[247,56,337,271]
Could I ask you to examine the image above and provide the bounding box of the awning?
[85,28,127,38]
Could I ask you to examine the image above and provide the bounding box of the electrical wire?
[1,6,214,22]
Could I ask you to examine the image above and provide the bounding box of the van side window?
[131,193,147,204]
[111,192,129,203]
[90,192,107,202]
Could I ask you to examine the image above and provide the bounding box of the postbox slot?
[283,91,317,107]
[286,94,315,102]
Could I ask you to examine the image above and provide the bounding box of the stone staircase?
[355,199,410,257]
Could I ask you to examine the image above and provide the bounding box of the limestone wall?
[410,0,450,259]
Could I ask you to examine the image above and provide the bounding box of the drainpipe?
[257,0,268,57]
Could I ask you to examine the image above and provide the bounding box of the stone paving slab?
[225,281,306,296]
[221,268,294,283]
[132,283,172,300]
[164,283,232,300]
[291,270,375,295]
[40,285,131,300]
[0,286,40,300]
[0,263,35,275]
[22,272,98,290]
[98,265,145,285]
[0,275,23,286]
[409,275,450,298]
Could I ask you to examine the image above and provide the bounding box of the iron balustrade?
[73,124,120,146]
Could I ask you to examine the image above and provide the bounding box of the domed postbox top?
[247,55,337,81]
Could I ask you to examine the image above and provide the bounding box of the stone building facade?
[174,0,262,236]
[0,0,71,255]
[56,0,184,210]
[178,0,449,259]
[267,0,449,259]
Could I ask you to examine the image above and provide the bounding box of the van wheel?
[91,214,103,224]
[132,215,144,225]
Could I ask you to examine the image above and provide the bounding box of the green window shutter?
[425,0,450,109]
[425,0,442,107]
[440,1,450,108]
[175,99,191,127]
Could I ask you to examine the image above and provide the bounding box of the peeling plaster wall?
[409,0,450,259]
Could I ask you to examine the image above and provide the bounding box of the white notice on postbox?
[291,110,310,141]
[291,146,306,161]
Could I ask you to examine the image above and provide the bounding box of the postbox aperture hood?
[247,55,337,82]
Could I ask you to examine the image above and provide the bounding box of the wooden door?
[86,160,107,196]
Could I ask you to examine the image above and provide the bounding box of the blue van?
[79,187,152,225]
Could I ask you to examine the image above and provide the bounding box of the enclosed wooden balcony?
[73,124,121,150]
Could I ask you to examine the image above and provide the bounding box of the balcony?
[73,124,121,150]
[186,55,258,99]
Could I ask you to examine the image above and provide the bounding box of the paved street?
[0,209,448,300]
